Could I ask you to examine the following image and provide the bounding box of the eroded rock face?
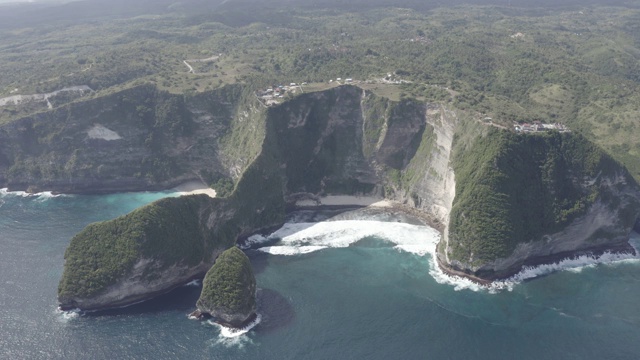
[439,130,640,280]
[55,84,640,311]
[196,247,257,328]
[0,84,250,194]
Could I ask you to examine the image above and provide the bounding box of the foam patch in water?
[56,308,81,322]
[255,219,640,292]
[251,220,441,256]
[427,235,640,293]
[206,314,262,348]
[0,188,66,200]
[184,279,201,287]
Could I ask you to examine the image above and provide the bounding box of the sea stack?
[196,247,257,328]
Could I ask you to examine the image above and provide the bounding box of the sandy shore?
[296,195,392,208]
[172,181,217,198]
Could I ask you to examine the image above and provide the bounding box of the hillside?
[54,84,640,309]
[3,2,640,180]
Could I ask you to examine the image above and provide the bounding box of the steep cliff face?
[0,84,253,193]
[440,129,640,280]
[58,195,232,310]
[58,126,286,310]
[196,247,257,328]
[54,84,640,310]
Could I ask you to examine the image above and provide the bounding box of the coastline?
[2,179,217,198]
[436,241,638,286]
[171,180,217,198]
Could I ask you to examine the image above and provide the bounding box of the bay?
[1,191,639,359]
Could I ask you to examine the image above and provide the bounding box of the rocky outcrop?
[58,140,286,310]
[439,129,640,280]
[195,247,257,328]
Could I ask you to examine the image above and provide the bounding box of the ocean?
[1,190,640,360]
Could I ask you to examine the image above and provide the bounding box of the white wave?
[428,236,640,293]
[206,314,261,348]
[0,188,66,200]
[257,245,328,255]
[56,308,81,322]
[240,234,269,249]
[252,220,441,256]
[184,279,201,287]
[256,218,640,293]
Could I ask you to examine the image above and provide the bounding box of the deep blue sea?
[2,190,640,360]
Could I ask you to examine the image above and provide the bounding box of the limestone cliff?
[0,84,256,194]
[52,84,640,310]
[196,247,257,328]
[440,129,640,280]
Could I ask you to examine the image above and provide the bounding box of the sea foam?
[253,219,640,292]
[206,314,262,348]
[184,279,201,287]
[56,308,81,322]
[248,220,441,256]
[0,188,66,200]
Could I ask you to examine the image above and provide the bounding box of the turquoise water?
[1,191,640,359]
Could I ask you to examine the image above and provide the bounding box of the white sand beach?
[296,195,392,208]
[172,181,217,198]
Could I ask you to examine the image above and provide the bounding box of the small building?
[346,78,353,82]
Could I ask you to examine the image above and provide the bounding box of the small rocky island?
[192,247,257,328]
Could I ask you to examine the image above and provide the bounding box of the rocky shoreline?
[189,310,258,330]
[3,176,205,196]
[437,241,637,285]
[58,273,207,312]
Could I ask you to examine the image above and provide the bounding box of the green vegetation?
[57,97,287,301]
[197,247,256,319]
[58,195,225,299]
[4,1,640,180]
[449,129,636,265]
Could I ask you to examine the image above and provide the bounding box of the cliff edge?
[51,84,640,310]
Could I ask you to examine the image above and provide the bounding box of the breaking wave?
[56,308,81,322]
[206,314,262,348]
[247,220,441,256]
[428,234,640,293]
[0,188,66,200]
[251,219,640,292]
[184,279,201,287]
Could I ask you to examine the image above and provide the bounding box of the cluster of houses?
[329,78,353,84]
[256,83,307,106]
[514,121,569,133]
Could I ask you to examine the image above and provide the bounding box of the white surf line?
[56,307,81,322]
[208,313,262,339]
[0,188,65,199]
[248,220,440,256]
[428,238,640,293]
